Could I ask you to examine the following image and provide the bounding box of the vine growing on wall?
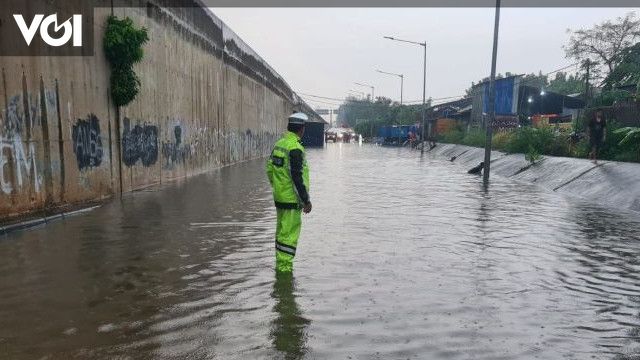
[103,15,149,107]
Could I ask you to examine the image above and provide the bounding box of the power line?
[299,94,378,106]
[297,62,582,109]
[301,92,465,108]
[300,89,464,105]
[543,62,581,77]
[402,62,581,104]
[301,97,343,106]
[403,94,467,104]
[297,92,346,102]
[513,62,581,88]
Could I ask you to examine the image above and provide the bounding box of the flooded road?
[2,143,640,359]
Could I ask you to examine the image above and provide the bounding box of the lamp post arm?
[384,36,426,47]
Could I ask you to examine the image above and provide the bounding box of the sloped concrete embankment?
[432,144,640,213]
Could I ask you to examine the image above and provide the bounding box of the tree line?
[337,97,429,137]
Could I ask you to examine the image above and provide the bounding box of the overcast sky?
[213,8,637,110]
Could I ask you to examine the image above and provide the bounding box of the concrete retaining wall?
[0,2,311,221]
[432,144,640,213]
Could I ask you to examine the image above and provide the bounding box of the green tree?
[338,96,428,137]
[603,42,640,91]
[521,71,548,89]
[591,89,633,107]
[395,105,420,125]
[565,12,640,80]
[547,71,584,95]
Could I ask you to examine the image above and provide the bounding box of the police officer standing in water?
[266,112,312,273]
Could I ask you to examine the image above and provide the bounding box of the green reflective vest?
[266,131,310,208]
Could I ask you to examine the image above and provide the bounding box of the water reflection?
[3,144,640,359]
[563,204,640,357]
[271,272,309,359]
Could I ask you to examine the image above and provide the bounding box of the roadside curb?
[0,205,101,236]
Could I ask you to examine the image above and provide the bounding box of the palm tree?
[614,126,640,160]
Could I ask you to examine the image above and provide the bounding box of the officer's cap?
[288,112,308,125]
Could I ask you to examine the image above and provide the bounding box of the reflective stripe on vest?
[275,240,296,256]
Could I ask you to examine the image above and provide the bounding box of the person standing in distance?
[588,108,607,164]
[266,112,312,273]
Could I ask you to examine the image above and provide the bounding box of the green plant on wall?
[104,15,149,107]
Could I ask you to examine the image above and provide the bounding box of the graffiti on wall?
[221,129,274,163]
[248,130,270,158]
[72,114,103,170]
[5,94,38,134]
[1,93,42,195]
[0,134,41,195]
[226,131,241,163]
[162,125,191,168]
[122,118,158,167]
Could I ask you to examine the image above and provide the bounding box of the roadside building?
[426,97,473,136]
[518,86,584,119]
[469,75,523,130]
[466,75,585,130]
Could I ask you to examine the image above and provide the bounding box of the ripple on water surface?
[1,144,640,359]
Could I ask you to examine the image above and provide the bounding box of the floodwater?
[2,144,640,360]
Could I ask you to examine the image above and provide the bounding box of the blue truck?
[378,125,420,146]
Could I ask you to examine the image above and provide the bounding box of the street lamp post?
[355,82,375,101]
[383,36,427,154]
[376,69,404,105]
[482,0,501,185]
[348,89,365,100]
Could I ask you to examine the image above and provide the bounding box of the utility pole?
[400,75,404,105]
[421,43,427,154]
[330,109,333,128]
[349,89,365,100]
[355,82,375,102]
[483,0,501,185]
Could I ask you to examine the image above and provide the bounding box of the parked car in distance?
[325,129,338,142]
[325,127,357,143]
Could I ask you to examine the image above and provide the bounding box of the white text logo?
[13,14,82,47]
